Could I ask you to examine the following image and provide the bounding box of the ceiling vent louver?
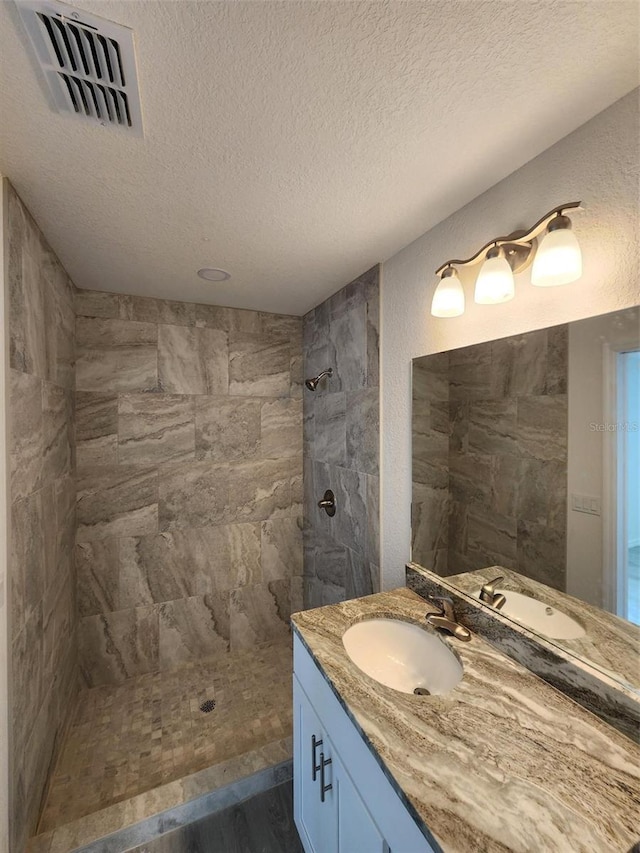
[17,0,143,134]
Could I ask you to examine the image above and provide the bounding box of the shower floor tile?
[38,638,293,833]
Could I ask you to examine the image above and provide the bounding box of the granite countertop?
[445,565,640,690]
[291,588,640,853]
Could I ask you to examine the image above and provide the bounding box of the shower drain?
[200,699,216,713]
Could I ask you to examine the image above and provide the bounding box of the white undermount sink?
[477,589,586,640]
[342,618,464,696]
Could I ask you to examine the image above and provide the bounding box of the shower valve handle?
[318,490,336,517]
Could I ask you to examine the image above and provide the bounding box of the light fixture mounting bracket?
[434,201,582,277]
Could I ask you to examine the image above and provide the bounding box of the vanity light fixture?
[430,201,583,317]
[430,266,465,317]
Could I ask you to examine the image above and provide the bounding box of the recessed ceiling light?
[197,268,231,282]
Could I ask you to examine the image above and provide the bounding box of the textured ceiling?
[1,1,638,315]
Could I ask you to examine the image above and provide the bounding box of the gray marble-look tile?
[261,518,303,581]
[449,342,491,401]
[290,352,304,399]
[448,451,493,507]
[42,382,72,483]
[158,325,228,395]
[11,606,44,751]
[75,289,120,319]
[302,395,314,457]
[158,462,228,530]
[490,329,548,398]
[312,391,346,466]
[262,312,301,340]
[413,352,449,405]
[448,400,469,453]
[366,283,380,389]
[261,398,302,459]
[228,333,290,397]
[517,394,568,461]
[118,394,196,465]
[158,595,230,669]
[11,491,45,623]
[366,473,380,569]
[195,304,263,335]
[230,583,291,650]
[53,475,76,578]
[231,459,293,523]
[467,399,517,456]
[42,570,73,680]
[545,324,568,395]
[345,547,373,600]
[489,454,521,517]
[465,505,517,567]
[195,397,261,462]
[78,606,159,686]
[120,295,196,326]
[517,458,567,529]
[312,537,348,589]
[10,368,43,500]
[119,523,261,607]
[76,392,118,468]
[333,466,367,556]
[9,222,46,378]
[413,425,449,489]
[290,575,304,615]
[76,539,120,617]
[304,576,345,609]
[76,318,158,393]
[345,387,378,475]
[76,466,158,542]
[43,261,75,389]
[411,483,449,563]
[329,304,366,392]
[517,520,567,590]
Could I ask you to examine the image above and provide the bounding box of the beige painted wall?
[381,90,640,587]
[567,307,640,610]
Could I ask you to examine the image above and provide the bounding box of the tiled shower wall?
[74,290,303,686]
[412,325,568,590]
[302,265,380,607]
[6,182,77,851]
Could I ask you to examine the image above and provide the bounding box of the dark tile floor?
[129,782,303,853]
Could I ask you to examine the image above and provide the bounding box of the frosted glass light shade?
[474,254,514,304]
[431,269,465,317]
[531,226,582,287]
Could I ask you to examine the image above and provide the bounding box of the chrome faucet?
[479,576,506,609]
[425,596,471,642]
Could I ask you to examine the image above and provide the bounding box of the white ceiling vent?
[17,0,143,134]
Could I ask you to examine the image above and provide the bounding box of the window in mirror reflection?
[617,348,640,625]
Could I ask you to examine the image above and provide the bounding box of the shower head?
[305,368,333,392]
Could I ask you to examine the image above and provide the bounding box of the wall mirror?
[411,305,640,692]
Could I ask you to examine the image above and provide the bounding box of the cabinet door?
[294,678,338,853]
[335,752,387,853]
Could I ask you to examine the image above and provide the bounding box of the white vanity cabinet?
[293,633,435,853]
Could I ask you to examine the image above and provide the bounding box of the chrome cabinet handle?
[311,734,323,781]
[319,752,332,802]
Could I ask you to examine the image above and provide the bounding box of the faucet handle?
[481,576,504,596]
[427,595,455,621]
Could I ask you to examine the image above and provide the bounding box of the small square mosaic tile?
[38,639,293,833]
